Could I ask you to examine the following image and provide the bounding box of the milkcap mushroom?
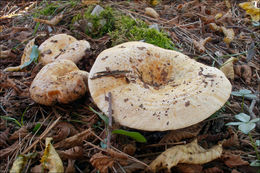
[29,59,88,105]
[38,34,90,65]
[88,41,231,131]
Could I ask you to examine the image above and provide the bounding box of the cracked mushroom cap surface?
[88,41,232,131]
[30,59,88,105]
[38,34,90,65]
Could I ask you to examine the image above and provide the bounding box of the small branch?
[107,92,112,149]
[90,70,131,80]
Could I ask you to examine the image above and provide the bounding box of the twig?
[107,92,112,149]
[22,116,61,154]
[90,70,131,80]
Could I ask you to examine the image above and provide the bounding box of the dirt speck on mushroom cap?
[88,41,232,131]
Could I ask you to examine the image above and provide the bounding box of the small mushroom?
[29,59,88,105]
[38,34,90,65]
[88,41,232,131]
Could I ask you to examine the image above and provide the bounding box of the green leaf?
[112,129,147,143]
[32,123,41,134]
[244,94,257,99]
[89,106,108,125]
[239,89,251,95]
[226,122,244,126]
[238,123,255,134]
[231,91,243,97]
[255,140,260,147]
[250,159,260,167]
[250,118,260,123]
[0,116,22,127]
[235,113,250,122]
[20,45,39,69]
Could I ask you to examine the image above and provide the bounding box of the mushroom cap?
[30,59,88,105]
[88,41,231,131]
[57,40,90,62]
[38,34,90,65]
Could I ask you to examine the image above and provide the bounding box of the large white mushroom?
[88,41,232,131]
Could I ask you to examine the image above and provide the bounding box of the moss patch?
[70,5,174,49]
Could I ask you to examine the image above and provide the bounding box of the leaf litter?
[0,0,259,172]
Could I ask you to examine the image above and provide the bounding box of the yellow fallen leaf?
[4,38,35,71]
[239,2,260,22]
[41,137,64,173]
[145,7,159,18]
[220,57,238,80]
[10,153,36,173]
[149,139,223,172]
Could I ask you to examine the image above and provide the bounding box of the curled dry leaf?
[123,144,136,156]
[0,128,9,148]
[220,57,238,80]
[145,8,159,18]
[221,128,239,148]
[30,164,44,173]
[221,152,249,168]
[54,128,92,149]
[193,37,212,53]
[34,13,63,26]
[203,166,224,173]
[90,149,128,173]
[159,123,202,143]
[41,137,64,173]
[234,64,252,84]
[52,122,78,142]
[9,126,29,141]
[149,139,223,172]
[58,146,84,160]
[239,2,260,22]
[221,26,235,45]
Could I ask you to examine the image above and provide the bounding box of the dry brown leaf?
[221,152,249,168]
[174,163,203,173]
[54,128,92,149]
[123,162,146,173]
[193,37,212,53]
[149,139,223,172]
[203,166,224,173]
[34,13,63,26]
[41,137,64,172]
[65,159,75,173]
[231,170,241,173]
[221,128,239,148]
[234,64,252,84]
[52,122,78,142]
[0,128,9,148]
[145,8,159,18]
[123,144,136,156]
[90,149,128,173]
[159,123,202,143]
[9,126,29,141]
[239,2,260,22]
[209,23,221,31]
[220,57,238,80]
[90,152,114,173]
[58,146,84,160]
